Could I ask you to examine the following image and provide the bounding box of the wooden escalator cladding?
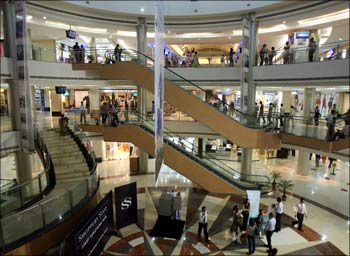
[80,124,245,195]
[95,61,280,149]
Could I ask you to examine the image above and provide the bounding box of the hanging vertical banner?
[246,190,261,218]
[154,0,164,181]
[15,1,34,152]
[240,15,250,114]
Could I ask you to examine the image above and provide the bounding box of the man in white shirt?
[275,197,283,232]
[264,212,276,252]
[279,104,285,127]
[296,197,307,231]
[79,101,86,124]
[198,206,209,242]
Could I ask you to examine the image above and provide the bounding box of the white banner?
[246,190,261,218]
[154,0,164,182]
[15,1,34,152]
[240,15,250,114]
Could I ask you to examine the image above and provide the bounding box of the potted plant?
[278,179,294,201]
[270,170,281,191]
[87,55,95,63]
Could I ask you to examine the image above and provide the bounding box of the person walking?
[275,197,283,232]
[296,198,307,231]
[267,103,273,124]
[174,192,182,220]
[264,212,276,253]
[289,105,296,127]
[259,101,266,123]
[242,199,250,231]
[308,37,317,62]
[79,101,87,124]
[246,218,256,255]
[198,206,209,242]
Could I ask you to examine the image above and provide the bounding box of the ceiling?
[65,1,281,17]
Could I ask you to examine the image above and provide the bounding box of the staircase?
[41,129,90,184]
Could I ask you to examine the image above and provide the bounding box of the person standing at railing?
[326,109,336,141]
[229,48,235,67]
[314,106,321,126]
[308,38,317,62]
[268,47,276,65]
[124,100,129,122]
[259,44,268,66]
[79,101,87,124]
[73,42,81,63]
[114,44,121,62]
[220,54,225,67]
[258,101,266,123]
[229,101,235,116]
[283,42,290,64]
[289,105,296,127]
[279,104,285,127]
[80,44,85,63]
[192,52,200,67]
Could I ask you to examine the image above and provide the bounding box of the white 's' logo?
[121,197,132,210]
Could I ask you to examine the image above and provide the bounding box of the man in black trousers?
[198,206,209,242]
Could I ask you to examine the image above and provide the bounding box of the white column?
[90,37,96,63]
[89,88,100,121]
[297,150,310,175]
[137,17,147,65]
[49,89,62,116]
[304,88,316,123]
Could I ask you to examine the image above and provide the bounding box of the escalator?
[73,50,280,149]
[80,114,271,195]
[72,50,349,152]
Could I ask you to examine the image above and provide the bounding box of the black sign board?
[64,191,113,256]
[115,182,137,229]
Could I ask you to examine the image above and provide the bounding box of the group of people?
[326,106,350,141]
[198,197,307,256]
[72,42,86,64]
[98,98,134,126]
[282,37,317,64]
[259,44,277,66]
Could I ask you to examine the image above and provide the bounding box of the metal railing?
[0,125,55,217]
[0,126,99,254]
[29,40,349,67]
[256,40,350,66]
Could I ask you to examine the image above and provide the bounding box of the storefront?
[0,86,9,116]
[100,89,138,112]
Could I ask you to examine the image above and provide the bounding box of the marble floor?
[97,156,349,255]
[100,184,348,255]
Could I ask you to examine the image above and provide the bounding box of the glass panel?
[21,178,40,204]
[1,205,43,245]
[88,172,97,197]
[70,181,88,207]
[42,192,71,225]
[0,187,21,216]
[39,171,48,191]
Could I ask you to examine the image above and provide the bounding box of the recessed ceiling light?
[140,8,144,12]
[168,30,171,33]
[228,36,231,39]
[283,20,286,24]
[339,38,343,41]
[43,16,47,20]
